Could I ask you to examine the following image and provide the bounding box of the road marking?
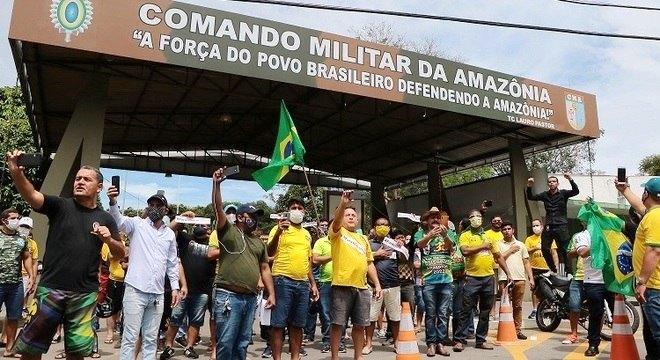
[500,332,553,359]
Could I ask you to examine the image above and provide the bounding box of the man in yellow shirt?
[524,219,559,319]
[484,216,504,320]
[267,198,319,360]
[329,190,381,360]
[454,210,511,351]
[18,218,38,307]
[101,233,127,344]
[633,178,660,360]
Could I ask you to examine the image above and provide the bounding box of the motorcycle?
[534,272,640,341]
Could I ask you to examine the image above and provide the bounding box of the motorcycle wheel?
[599,300,640,341]
[536,298,562,332]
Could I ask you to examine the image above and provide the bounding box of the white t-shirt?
[498,239,530,281]
[574,230,604,284]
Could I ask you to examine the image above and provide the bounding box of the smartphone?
[269,212,289,220]
[224,165,240,178]
[352,190,369,200]
[483,200,493,207]
[617,167,626,183]
[111,176,120,194]
[17,153,43,167]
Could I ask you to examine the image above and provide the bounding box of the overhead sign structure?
[10,0,599,138]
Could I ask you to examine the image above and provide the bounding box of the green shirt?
[313,236,332,283]
[414,228,456,284]
[213,223,267,294]
[0,232,27,284]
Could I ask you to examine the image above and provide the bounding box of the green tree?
[639,154,660,176]
[0,86,38,214]
[274,184,325,222]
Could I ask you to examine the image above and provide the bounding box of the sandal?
[2,353,21,358]
[104,338,114,344]
[54,353,66,359]
[361,346,373,355]
[91,352,101,358]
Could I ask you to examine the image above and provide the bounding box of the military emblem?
[50,0,93,43]
[565,93,586,131]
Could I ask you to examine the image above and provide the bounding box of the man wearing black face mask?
[107,189,181,360]
[197,168,275,360]
[161,224,216,359]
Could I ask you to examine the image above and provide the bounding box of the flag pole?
[301,165,325,236]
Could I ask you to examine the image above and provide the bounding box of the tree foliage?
[0,86,38,214]
[639,154,660,176]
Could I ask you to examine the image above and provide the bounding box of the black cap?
[147,194,168,207]
[286,197,305,208]
[236,204,264,217]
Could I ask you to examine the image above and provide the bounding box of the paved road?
[7,302,647,359]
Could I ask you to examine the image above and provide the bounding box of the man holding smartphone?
[106,187,181,360]
[267,198,319,360]
[526,174,579,275]
[6,150,125,360]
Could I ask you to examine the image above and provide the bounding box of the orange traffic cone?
[611,294,640,360]
[495,290,518,344]
[396,302,421,360]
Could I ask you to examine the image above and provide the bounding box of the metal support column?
[509,140,530,239]
[31,74,109,253]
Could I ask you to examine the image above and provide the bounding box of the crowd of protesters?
[1,150,659,359]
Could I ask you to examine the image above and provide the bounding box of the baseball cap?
[147,193,168,207]
[224,204,238,214]
[642,177,660,197]
[286,197,305,208]
[421,206,441,221]
[18,217,33,228]
[236,204,264,217]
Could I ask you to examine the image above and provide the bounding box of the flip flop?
[54,353,66,359]
[2,353,21,358]
[91,352,101,358]
[361,346,373,355]
[104,338,114,344]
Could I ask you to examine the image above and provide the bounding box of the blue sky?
[2,0,658,208]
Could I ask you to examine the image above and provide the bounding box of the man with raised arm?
[527,174,579,275]
[191,168,275,360]
[328,190,382,360]
[7,150,124,360]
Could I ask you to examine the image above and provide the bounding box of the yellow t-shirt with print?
[485,229,503,269]
[329,226,374,289]
[460,229,500,277]
[21,238,38,277]
[268,225,312,281]
[524,234,558,270]
[101,243,125,282]
[634,206,660,290]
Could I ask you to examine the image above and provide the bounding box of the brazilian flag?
[252,100,306,191]
[577,201,634,296]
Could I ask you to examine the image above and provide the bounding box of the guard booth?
[8,0,599,249]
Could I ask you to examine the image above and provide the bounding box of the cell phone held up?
[111,176,120,194]
[16,153,43,168]
[617,167,626,184]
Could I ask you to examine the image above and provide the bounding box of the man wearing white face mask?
[524,219,558,319]
[0,208,34,357]
[267,198,319,360]
[17,217,39,305]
